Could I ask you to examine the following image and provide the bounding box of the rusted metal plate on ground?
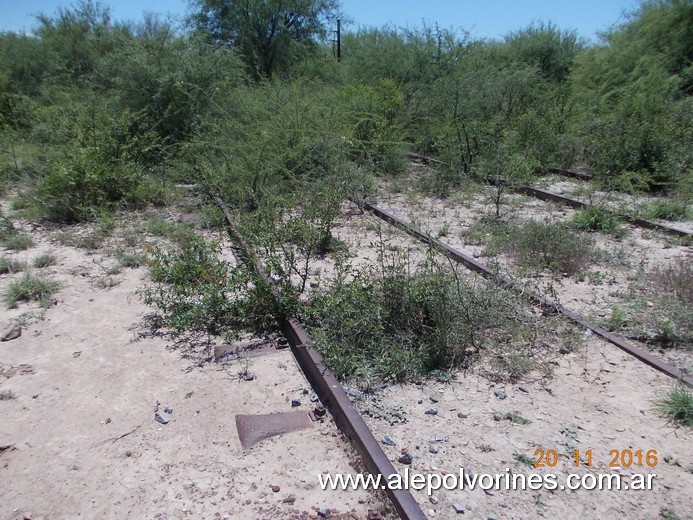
[235,412,313,450]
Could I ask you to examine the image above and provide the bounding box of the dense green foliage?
[2,0,690,211]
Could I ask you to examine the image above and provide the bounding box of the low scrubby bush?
[140,234,277,339]
[35,148,167,223]
[572,206,624,236]
[492,220,595,276]
[304,253,539,383]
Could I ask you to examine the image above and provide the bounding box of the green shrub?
[647,200,690,221]
[304,253,539,384]
[0,256,24,274]
[492,220,595,276]
[572,206,624,236]
[36,149,167,223]
[140,235,276,339]
[3,272,60,308]
[656,385,692,427]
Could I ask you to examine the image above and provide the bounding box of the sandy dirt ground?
[262,190,693,519]
[1,181,691,520]
[352,335,693,520]
[0,213,388,520]
[318,193,693,519]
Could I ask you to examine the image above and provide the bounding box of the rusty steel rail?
[405,152,690,238]
[214,195,427,520]
[517,186,692,238]
[365,202,693,387]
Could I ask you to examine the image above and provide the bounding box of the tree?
[190,0,340,79]
[35,0,113,79]
[503,22,583,83]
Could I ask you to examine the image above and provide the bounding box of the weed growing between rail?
[489,220,596,276]
[643,258,693,348]
[572,206,625,237]
[656,384,693,428]
[3,272,60,309]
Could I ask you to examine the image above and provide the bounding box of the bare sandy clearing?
[0,219,386,520]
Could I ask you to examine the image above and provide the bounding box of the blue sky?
[1,0,641,41]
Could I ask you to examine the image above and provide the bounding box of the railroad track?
[210,187,690,520]
[406,154,691,238]
[363,202,693,387]
[516,186,691,238]
[213,195,428,520]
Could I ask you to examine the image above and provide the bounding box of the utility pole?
[336,19,341,61]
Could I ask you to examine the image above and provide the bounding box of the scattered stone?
[317,508,331,518]
[494,390,507,400]
[429,496,439,505]
[518,386,529,393]
[0,322,21,342]
[429,396,439,403]
[577,424,587,431]
[452,503,465,514]
[310,394,319,403]
[483,489,495,496]
[473,251,481,258]
[155,411,171,425]
[291,399,301,407]
[398,453,413,465]
[429,510,435,517]
[243,373,255,381]
[277,337,289,349]
[282,495,296,504]
[367,511,383,520]
[457,412,468,419]
[271,485,280,492]
[164,407,173,414]
[388,385,398,393]
[343,387,363,399]
[418,399,423,404]
[382,435,397,447]
[429,445,439,454]
[425,408,438,416]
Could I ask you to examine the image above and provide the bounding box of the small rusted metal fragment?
[235,412,313,450]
